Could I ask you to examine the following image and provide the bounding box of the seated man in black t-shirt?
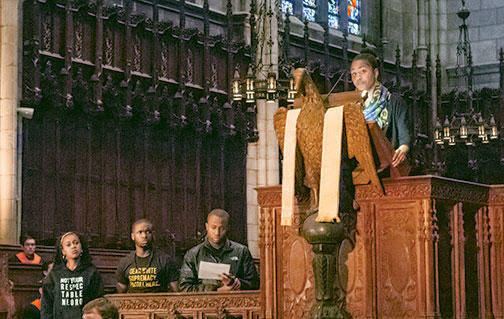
[115,219,178,293]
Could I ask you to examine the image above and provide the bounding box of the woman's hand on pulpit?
[217,273,241,291]
[392,144,409,167]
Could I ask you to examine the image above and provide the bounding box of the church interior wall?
[2,0,504,258]
[443,0,504,89]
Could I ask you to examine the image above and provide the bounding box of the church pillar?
[246,0,279,258]
[247,100,280,258]
[0,0,20,244]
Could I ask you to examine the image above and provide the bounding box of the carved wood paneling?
[356,176,489,204]
[281,225,314,319]
[346,203,374,318]
[106,291,260,319]
[20,0,254,252]
[375,203,418,318]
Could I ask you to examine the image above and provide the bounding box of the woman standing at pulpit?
[41,232,103,319]
[350,49,411,167]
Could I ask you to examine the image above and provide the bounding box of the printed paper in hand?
[198,261,231,280]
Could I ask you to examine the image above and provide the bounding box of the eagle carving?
[274,68,383,213]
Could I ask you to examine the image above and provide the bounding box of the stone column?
[246,0,279,258]
[0,0,20,244]
[247,100,280,258]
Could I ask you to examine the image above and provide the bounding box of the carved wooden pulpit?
[258,178,504,319]
[263,84,504,318]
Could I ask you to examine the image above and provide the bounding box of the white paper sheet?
[198,261,231,280]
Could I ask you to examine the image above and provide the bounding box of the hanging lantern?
[490,114,498,139]
[434,118,443,144]
[287,72,296,104]
[232,68,242,101]
[477,114,485,138]
[482,134,489,144]
[459,116,468,139]
[266,72,277,103]
[245,66,255,103]
[443,116,451,140]
[448,135,456,146]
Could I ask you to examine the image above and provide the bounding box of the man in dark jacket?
[179,209,259,292]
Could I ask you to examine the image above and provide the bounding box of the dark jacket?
[179,239,259,292]
[382,93,411,150]
[41,262,103,319]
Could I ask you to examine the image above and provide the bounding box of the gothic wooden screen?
[20,0,255,254]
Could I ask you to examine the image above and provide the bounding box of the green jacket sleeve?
[237,248,260,290]
[178,249,203,292]
[389,94,411,149]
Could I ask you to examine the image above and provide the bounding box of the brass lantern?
[245,66,255,104]
[232,68,242,101]
[266,72,277,103]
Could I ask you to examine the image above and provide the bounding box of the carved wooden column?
[451,201,467,317]
[257,186,313,319]
[488,186,504,319]
[476,205,492,318]
[257,186,281,319]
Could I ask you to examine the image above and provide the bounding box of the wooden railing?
[106,291,261,319]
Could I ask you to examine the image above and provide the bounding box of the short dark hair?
[352,48,380,70]
[207,209,230,224]
[131,219,153,233]
[83,298,119,319]
[20,234,35,246]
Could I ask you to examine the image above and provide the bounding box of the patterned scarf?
[362,83,389,128]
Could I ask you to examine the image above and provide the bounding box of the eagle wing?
[296,99,325,193]
[344,102,384,196]
[273,107,288,154]
[294,68,326,199]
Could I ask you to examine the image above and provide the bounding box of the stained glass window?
[347,0,360,35]
[328,0,339,29]
[303,0,316,22]
[328,15,338,29]
[281,0,294,15]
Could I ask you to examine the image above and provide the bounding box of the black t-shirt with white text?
[116,249,178,293]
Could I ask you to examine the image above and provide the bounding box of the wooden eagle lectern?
[273,68,410,319]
